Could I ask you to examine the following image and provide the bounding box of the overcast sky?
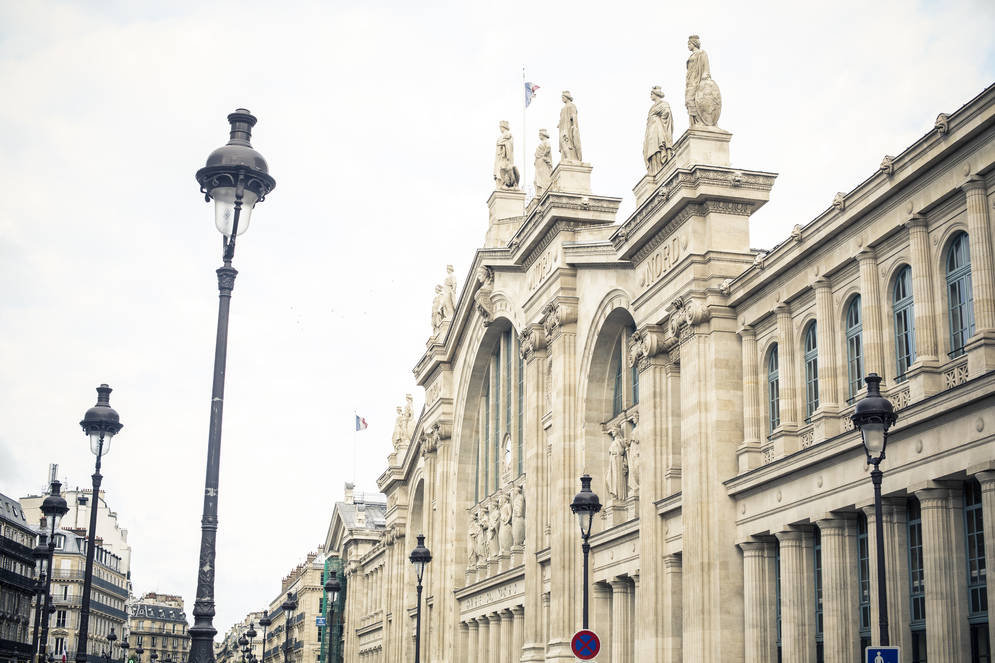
[1,0,993,639]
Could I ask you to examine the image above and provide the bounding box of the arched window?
[946,232,975,357]
[845,297,864,401]
[893,266,916,380]
[609,326,638,418]
[474,327,524,502]
[803,322,819,421]
[767,345,780,434]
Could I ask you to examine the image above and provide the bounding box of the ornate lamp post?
[408,535,431,663]
[31,536,50,661]
[76,384,124,663]
[135,643,144,663]
[119,635,129,663]
[38,480,69,663]
[244,623,256,663]
[188,109,276,663]
[280,593,296,663]
[237,635,248,663]
[257,613,270,663]
[851,373,897,646]
[323,572,340,663]
[569,475,602,630]
[107,629,117,663]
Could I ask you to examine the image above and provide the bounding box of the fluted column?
[476,616,490,663]
[775,303,799,428]
[663,554,683,663]
[963,177,995,330]
[488,612,502,663]
[739,325,762,471]
[906,216,939,361]
[500,609,514,663]
[813,278,841,413]
[816,517,859,663]
[973,471,995,651]
[466,619,480,663]
[591,583,612,663]
[863,499,910,650]
[511,605,524,663]
[609,578,633,663]
[520,328,546,662]
[857,248,886,378]
[740,541,769,663]
[916,487,970,661]
[774,529,815,663]
[459,622,469,663]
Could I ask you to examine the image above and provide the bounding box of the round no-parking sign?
[571,629,601,660]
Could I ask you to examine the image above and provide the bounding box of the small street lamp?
[323,572,340,663]
[119,635,129,663]
[189,108,276,663]
[135,644,144,663]
[570,474,602,630]
[38,480,69,663]
[281,593,297,663]
[257,613,271,663]
[408,535,431,663]
[237,634,248,663]
[245,623,256,663]
[31,539,49,662]
[851,373,897,646]
[76,384,124,663]
[108,628,117,663]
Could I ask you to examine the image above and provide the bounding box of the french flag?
[525,81,540,107]
[355,415,368,431]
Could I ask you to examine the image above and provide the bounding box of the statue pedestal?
[498,552,512,573]
[633,127,732,206]
[550,160,592,194]
[486,189,526,248]
[625,494,639,521]
[603,501,628,527]
[510,545,524,568]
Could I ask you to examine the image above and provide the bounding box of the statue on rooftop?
[643,86,674,174]
[685,35,722,127]
[558,91,583,162]
[493,120,520,189]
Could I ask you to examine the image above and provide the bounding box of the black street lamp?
[257,613,270,663]
[38,480,69,663]
[119,635,129,663]
[107,629,117,663]
[408,535,431,663]
[323,572,340,663]
[570,474,602,630]
[188,109,276,663]
[31,537,50,662]
[237,635,248,663]
[280,593,297,663]
[76,384,124,663]
[245,622,256,663]
[851,373,898,647]
[135,644,144,663]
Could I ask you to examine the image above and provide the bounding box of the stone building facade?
[127,593,190,663]
[215,610,263,663]
[262,553,324,663]
[328,79,995,663]
[0,493,36,663]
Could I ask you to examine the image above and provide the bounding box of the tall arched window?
[893,266,916,380]
[845,297,864,401]
[803,322,819,421]
[473,327,524,502]
[609,326,638,418]
[767,345,780,434]
[946,232,975,357]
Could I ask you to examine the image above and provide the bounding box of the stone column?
[816,516,859,663]
[761,541,779,663]
[905,215,943,399]
[609,578,633,663]
[963,176,995,374]
[774,529,815,663]
[511,605,524,663]
[662,554,683,663]
[466,619,479,663]
[520,325,546,662]
[488,612,502,663]
[812,278,842,440]
[738,326,762,470]
[591,583,612,663]
[500,609,514,663]
[862,499,910,650]
[740,542,769,663]
[476,616,490,663]
[973,471,995,652]
[459,621,469,663]
[916,487,970,661]
[857,248,886,378]
[775,303,799,429]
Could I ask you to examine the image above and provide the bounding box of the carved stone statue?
[476,505,488,562]
[487,502,500,558]
[431,284,453,335]
[391,405,405,450]
[626,438,641,496]
[643,86,674,174]
[534,128,553,194]
[558,91,583,162]
[498,493,513,554]
[605,427,628,501]
[493,120,520,189]
[685,35,722,127]
[466,511,479,567]
[444,265,459,312]
[511,484,526,546]
[403,394,414,439]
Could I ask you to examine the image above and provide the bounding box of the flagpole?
[522,66,527,197]
[352,409,357,486]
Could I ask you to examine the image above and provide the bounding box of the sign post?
[865,646,900,663]
[570,630,600,661]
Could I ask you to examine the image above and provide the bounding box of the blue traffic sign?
[571,630,600,660]
[315,616,327,627]
[865,646,900,663]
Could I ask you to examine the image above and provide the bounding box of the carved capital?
[540,299,577,340]
[628,326,668,371]
[962,174,988,194]
[667,295,708,341]
[904,213,928,231]
[420,421,451,457]
[520,324,546,362]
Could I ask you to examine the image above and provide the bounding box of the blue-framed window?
[846,297,864,402]
[965,479,990,663]
[893,265,916,381]
[814,527,824,662]
[803,322,819,421]
[857,512,872,649]
[946,232,975,358]
[908,497,927,662]
[612,335,624,417]
[610,326,638,417]
[767,345,780,434]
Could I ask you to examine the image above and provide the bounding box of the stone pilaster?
[812,278,842,440]
[774,529,816,663]
[678,309,744,662]
[761,542,779,663]
[738,326,762,471]
[663,555,682,663]
[520,324,546,662]
[905,215,943,399]
[459,621,469,663]
[915,487,970,661]
[488,611,502,663]
[816,517,859,663]
[500,609,514,663]
[963,176,995,374]
[972,471,995,652]
[857,248,886,378]
[740,542,769,663]
[862,499,910,650]
[610,578,633,663]
[466,619,479,663]
[775,304,799,429]
[511,605,524,663]
[592,583,612,663]
[476,616,490,663]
